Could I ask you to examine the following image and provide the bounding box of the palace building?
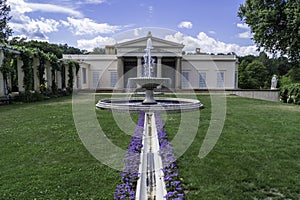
[0,32,239,98]
[63,32,239,91]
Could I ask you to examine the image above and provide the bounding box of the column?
[117,57,124,89]
[46,64,52,88]
[0,52,4,96]
[137,57,142,77]
[157,57,162,78]
[0,71,4,96]
[17,58,25,92]
[65,65,69,88]
[175,57,182,90]
[56,70,62,89]
[73,66,77,89]
[33,58,39,91]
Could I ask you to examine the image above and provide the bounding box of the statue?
[271,75,277,90]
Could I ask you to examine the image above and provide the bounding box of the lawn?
[0,95,299,199]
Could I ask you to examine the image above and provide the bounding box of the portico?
[114,32,184,90]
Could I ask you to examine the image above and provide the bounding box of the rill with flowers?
[114,112,185,199]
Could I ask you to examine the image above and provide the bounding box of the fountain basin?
[129,77,170,89]
[96,97,204,113]
[128,77,171,104]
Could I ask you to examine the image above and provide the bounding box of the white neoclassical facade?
[65,33,239,91]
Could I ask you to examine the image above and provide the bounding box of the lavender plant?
[155,113,185,200]
[114,112,144,199]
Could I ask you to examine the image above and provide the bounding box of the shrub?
[15,91,46,103]
[280,83,300,105]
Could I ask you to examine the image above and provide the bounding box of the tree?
[9,38,83,58]
[238,0,300,61]
[238,60,251,89]
[90,47,106,54]
[246,60,268,89]
[238,59,268,89]
[287,65,300,82]
[0,0,12,43]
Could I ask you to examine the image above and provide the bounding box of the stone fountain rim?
[96,97,204,113]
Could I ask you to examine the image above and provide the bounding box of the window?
[92,71,100,88]
[82,68,87,84]
[199,72,207,88]
[110,71,118,88]
[181,71,189,88]
[217,71,225,88]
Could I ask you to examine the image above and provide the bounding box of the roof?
[115,32,184,49]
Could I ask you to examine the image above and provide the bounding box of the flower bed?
[155,113,185,200]
[114,112,185,199]
[114,112,144,199]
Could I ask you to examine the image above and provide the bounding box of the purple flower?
[114,112,145,199]
[155,112,185,200]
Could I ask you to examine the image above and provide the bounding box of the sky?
[7,0,259,56]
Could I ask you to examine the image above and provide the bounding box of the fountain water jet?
[128,37,170,104]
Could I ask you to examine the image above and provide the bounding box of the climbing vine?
[0,49,14,94]
[48,53,60,94]
[67,61,74,91]
[37,51,46,92]
[1,44,80,101]
[18,47,34,92]
[63,60,79,93]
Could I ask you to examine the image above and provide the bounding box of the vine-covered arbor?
[0,44,80,100]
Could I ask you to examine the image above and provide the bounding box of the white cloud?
[237,23,249,30]
[178,21,193,29]
[239,31,252,39]
[77,36,116,50]
[76,0,106,5]
[62,17,121,35]
[237,23,252,39]
[9,17,60,40]
[8,0,83,18]
[165,31,258,56]
[149,6,154,13]
[7,0,82,40]
[133,28,143,37]
[209,30,216,34]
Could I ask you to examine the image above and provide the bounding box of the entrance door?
[123,57,137,88]
[162,57,176,89]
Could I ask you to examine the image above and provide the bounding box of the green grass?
[0,95,299,199]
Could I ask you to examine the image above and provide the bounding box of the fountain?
[96,33,204,199]
[96,34,203,113]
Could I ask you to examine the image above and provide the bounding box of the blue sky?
[7,0,258,56]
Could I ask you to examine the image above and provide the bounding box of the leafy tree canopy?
[90,47,106,54]
[238,0,300,61]
[0,0,12,43]
[9,37,83,58]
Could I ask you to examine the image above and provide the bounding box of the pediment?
[115,36,184,49]
[115,34,184,56]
